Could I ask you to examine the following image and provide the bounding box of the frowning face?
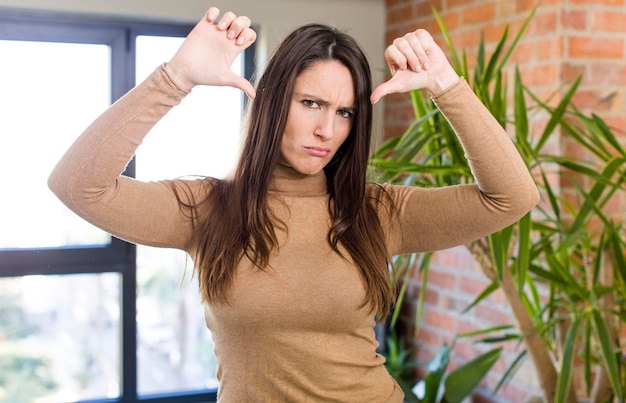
[279,60,355,175]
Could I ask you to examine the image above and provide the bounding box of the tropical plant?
[371,5,626,403]
[382,255,498,402]
[382,328,502,403]
[382,329,419,399]
[413,342,502,403]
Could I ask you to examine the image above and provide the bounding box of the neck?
[269,163,328,196]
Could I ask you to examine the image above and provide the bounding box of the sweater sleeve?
[48,65,205,251]
[383,78,540,256]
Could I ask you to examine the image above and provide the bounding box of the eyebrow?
[295,92,355,113]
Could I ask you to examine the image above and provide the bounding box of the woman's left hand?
[370,29,459,104]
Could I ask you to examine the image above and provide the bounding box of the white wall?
[0,0,387,137]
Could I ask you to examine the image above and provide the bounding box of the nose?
[314,112,334,141]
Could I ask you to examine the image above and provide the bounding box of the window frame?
[0,8,255,403]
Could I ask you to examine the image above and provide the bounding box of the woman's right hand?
[164,7,257,98]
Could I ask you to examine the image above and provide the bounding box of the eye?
[338,109,354,119]
[302,99,320,109]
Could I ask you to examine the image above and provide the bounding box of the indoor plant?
[371,6,626,402]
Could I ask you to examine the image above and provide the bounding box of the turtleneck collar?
[269,163,328,196]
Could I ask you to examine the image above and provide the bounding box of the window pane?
[0,40,112,249]
[135,35,243,395]
[137,248,219,395]
[0,273,121,402]
[134,35,243,180]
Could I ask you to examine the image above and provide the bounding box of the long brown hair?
[177,23,394,318]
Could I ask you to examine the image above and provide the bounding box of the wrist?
[163,62,194,92]
[428,69,460,97]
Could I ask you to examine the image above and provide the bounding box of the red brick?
[518,63,557,87]
[604,116,626,133]
[569,36,625,59]
[416,344,437,365]
[382,125,409,140]
[536,36,563,62]
[448,0,475,8]
[427,268,457,288]
[425,288,440,305]
[463,2,497,25]
[497,381,539,402]
[561,62,586,83]
[593,10,626,32]
[483,21,512,44]
[473,304,509,325]
[388,4,417,25]
[569,0,625,5]
[415,18,440,33]
[386,0,407,7]
[384,27,404,44]
[571,89,619,111]
[416,0,444,17]
[437,10,461,33]
[456,317,479,335]
[441,293,470,311]
[449,31,480,53]
[511,41,535,64]
[600,192,625,216]
[562,8,588,30]
[517,0,543,11]
[414,325,441,346]
[437,247,474,270]
[527,10,558,36]
[424,308,459,333]
[451,338,474,361]
[458,274,491,296]
[491,288,507,304]
[497,0,518,18]
[563,136,595,160]
[590,63,626,86]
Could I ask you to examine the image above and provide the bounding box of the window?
[0,9,254,403]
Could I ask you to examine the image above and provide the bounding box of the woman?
[49,7,539,402]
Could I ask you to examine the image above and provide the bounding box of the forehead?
[294,60,355,105]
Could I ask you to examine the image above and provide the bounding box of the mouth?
[304,146,331,158]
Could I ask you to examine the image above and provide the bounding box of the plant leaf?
[534,76,581,153]
[591,309,624,403]
[421,344,451,403]
[607,223,626,286]
[555,315,581,403]
[432,8,461,74]
[493,349,527,394]
[414,252,433,337]
[444,348,503,403]
[516,212,531,295]
[461,280,499,314]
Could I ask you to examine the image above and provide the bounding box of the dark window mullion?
[111,28,139,403]
[0,11,231,402]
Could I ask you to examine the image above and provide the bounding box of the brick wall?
[382,0,626,402]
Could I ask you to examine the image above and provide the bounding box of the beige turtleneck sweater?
[48,65,539,402]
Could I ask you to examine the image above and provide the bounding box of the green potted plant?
[371,6,626,402]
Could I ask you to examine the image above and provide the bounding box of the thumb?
[370,82,388,105]
[231,75,256,99]
[370,79,398,105]
[371,69,422,104]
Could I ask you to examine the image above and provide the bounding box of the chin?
[295,165,324,176]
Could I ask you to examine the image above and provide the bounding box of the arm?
[371,29,540,255]
[384,78,539,255]
[48,67,197,249]
[48,7,255,250]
